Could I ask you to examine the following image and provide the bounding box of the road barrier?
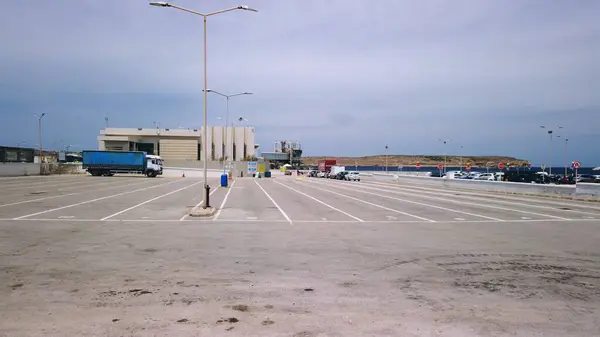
[376,173,600,200]
[0,163,40,176]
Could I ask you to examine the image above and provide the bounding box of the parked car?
[345,171,360,181]
[476,173,495,181]
[558,175,575,185]
[465,172,482,180]
[577,174,596,183]
[335,171,349,180]
[444,171,466,179]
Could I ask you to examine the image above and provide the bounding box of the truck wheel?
[90,170,101,177]
[147,170,156,178]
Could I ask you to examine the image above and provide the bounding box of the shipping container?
[318,159,337,172]
[82,151,163,177]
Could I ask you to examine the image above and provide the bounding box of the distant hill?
[302,155,530,168]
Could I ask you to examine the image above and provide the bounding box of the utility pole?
[438,138,450,174]
[385,144,388,173]
[540,125,562,176]
[36,113,46,175]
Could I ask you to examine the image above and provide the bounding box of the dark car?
[336,171,349,180]
[557,176,575,185]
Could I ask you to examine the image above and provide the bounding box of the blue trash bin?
[220,173,228,187]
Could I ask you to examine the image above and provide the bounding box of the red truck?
[318,159,337,172]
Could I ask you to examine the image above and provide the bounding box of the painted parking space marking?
[0,179,155,208]
[213,180,236,220]
[323,180,571,221]
[274,180,364,222]
[254,180,293,225]
[304,179,497,222]
[179,186,221,221]
[2,218,599,224]
[294,180,434,222]
[100,180,204,220]
[13,179,182,220]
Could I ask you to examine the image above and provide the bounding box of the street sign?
[437,163,443,170]
[498,162,504,170]
[257,162,265,173]
[465,164,471,171]
[247,161,257,175]
[572,161,581,169]
[415,162,421,169]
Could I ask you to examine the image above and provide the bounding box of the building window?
[232,143,236,161]
[211,143,215,161]
[243,144,247,160]
[222,143,225,160]
[157,142,160,156]
[197,143,201,161]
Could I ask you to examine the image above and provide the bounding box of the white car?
[476,173,495,181]
[345,171,360,181]
[444,171,466,179]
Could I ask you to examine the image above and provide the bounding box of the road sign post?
[437,163,443,177]
[572,161,581,185]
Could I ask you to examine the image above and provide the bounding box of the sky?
[1,0,599,166]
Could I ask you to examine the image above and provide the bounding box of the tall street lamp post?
[384,145,388,173]
[540,125,562,176]
[205,89,252,165]
[35,113,46,175]
[438,138,450,174]
[150,2,257,209]
[556,135,569,177]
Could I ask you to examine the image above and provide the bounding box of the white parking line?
[304,179,504,222]
[254,180,293,225]
[0,179,154,208]
[213,180,236,220]
[3,218,599,224]
[179,186,221,221]
[101,180,204,220]
[295,180,434,222]
[13,179,182,220]
[343,181,572,220]
[2,177,128,192]
[273,180,364,222]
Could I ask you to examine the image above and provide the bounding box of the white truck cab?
[146,155,164,177]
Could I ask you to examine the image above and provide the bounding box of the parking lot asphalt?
[1,174,600,336]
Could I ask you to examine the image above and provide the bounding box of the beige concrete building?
[98,127,257,162]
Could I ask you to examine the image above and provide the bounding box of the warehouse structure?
[98,127,257,163]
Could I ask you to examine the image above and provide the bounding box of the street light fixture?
[150,2,257,210]
[437,138,451,174]
[204,89,252,164]
[540,125,563,176]
[556,135,569,177]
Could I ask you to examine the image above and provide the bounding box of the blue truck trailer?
[82,151,163,177]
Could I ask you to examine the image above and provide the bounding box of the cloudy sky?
[1,0,599,166]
